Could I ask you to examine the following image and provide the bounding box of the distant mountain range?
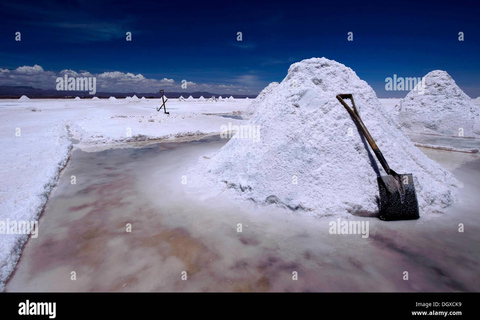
[0,86,257,99]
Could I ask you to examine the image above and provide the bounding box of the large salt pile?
[198,96,206,102]
[228,96,235,101]
[131,95,139,101]
[178,96,185,101]
[18,95,30,101]
[244,82,279,118]
[203,58,458,216]
[187,95,194,101]
[396,70,480,137]
[207,96,216,102]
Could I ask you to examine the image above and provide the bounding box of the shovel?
[336,94,419,221]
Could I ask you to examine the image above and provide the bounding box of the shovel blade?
[377,174,419,221]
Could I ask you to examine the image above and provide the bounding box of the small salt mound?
[92,96,100,100]
[125,96,132,101]
[244,82,279,118]
[131,95,139,100]
[245,97,249,100]
[198,96,206,102]
[74,97,81,101]
[187,95,195,101]
[141,96,146,101]
[218,96,224,100]
[109,96,117,101]
[228,96,235,101]
[178,96,186,101]
[207,96,216,102]
[204,57,458,217]
[396,70,480,137]
[18,95,30,101]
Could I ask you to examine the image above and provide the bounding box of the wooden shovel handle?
[336,94,393,175]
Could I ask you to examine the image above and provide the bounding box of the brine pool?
[5,136,480,292]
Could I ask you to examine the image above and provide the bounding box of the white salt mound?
[74,97,81,101]
[228,96,235,101]
[109,96,117,101]
[396,70,480,137]
[178,96,186,101]
[207,96,216,102]
[204,58,458,217]
[198,96,206,101]
[187,95,194,101]
[18,95,30,101]
[244,82,279,118]
[131,95,139,100]
[92,96,100,100]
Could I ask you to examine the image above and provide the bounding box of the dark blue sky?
[1,0,479,96]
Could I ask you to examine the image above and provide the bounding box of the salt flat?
[0,96,478,291]
[0,97,248,290]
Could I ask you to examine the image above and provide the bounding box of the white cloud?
[14,64,44,75]
[0,64,258,94]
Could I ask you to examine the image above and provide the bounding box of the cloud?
[229,42,257,50]
[261,57,297,66]
[15,65,44,74]
[0,2,134,43]
[0,64,259,94]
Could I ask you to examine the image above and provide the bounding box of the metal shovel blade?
[377,173,419,221]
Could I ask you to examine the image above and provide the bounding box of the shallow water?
[6,137,480,292]
[408,133,479,150]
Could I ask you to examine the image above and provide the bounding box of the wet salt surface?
[5,137,480,292]
[408,133,479,150]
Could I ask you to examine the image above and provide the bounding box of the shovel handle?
[336,94,393,175]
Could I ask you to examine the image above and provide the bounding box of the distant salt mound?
[198,96,206,102]
[187,95,195,101]
[109,96,117,101]
[207,96,216,102]
[396,70,480,137]
[244,82,279,118]
[178,96,186,101]
[203,58,458,217]
[18,95,30,101]
[92,96,100,100]
[141,96,146,101]
[125,96,132,101]
[218,96,224,101]
[74,96,81,101]
[228,96,235,101]
[131,95,139,101]
[245,97,249,100]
